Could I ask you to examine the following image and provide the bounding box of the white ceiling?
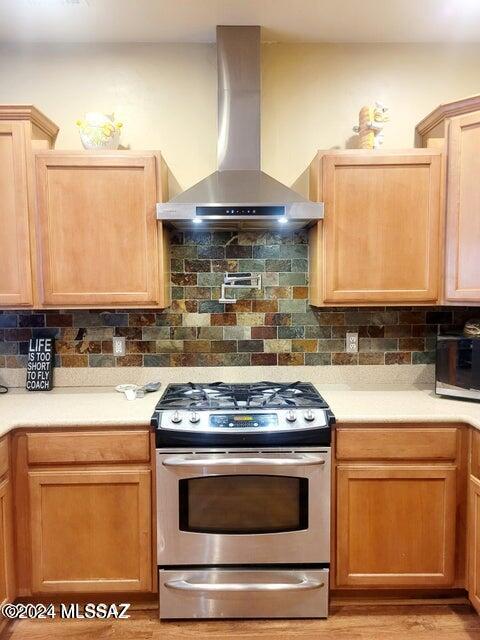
[1,0,480,43]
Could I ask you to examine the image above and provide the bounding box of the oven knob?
[286,410,297,422]
[171,411,182,424]
[304,409,315,422]
[189,412,200,424]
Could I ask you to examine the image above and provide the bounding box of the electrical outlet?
[346,332,358,353]
[112,337,126,357]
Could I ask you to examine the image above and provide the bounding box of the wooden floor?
[3,604,480,640]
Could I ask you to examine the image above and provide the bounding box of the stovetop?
[154,381,329,410]
[152,382,333,449]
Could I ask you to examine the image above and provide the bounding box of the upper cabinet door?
[35,152,165,307]
[0,122,33,306]
[445,112,480,303]
[317,151,441,305]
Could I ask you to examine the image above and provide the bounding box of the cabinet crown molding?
[0,104,59,139]
[416,94,480,137]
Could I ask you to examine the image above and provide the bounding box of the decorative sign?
[26,338,55,391]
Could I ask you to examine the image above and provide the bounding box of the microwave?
[436,335,480,401]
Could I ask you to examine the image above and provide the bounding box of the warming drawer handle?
[165,577,324,593]
[162,455,326,467]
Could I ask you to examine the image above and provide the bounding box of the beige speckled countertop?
[1,383,480,439]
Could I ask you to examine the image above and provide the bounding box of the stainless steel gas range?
[151,381,334,619]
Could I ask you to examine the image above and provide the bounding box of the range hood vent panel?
[157,25,324,230]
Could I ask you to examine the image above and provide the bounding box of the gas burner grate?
[155,381,329,411]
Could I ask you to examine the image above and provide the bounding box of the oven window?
[179,475,308,534]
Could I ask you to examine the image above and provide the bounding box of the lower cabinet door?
[29,469,152,593]
[0,478,15,606]
[336,465,457,587]
[468,475,480,613]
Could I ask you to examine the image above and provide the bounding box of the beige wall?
[1,42,480,196]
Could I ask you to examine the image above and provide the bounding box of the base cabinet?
[0,477,15,607]
[28,468,152,593]
[336,465,457,587]
[468,475,480,612]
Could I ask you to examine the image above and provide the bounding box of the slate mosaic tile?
[399,337,425,351]
[0,315,17,328]
[18,313,45,328]
[265,339,291,353]
[1,231,478,369]
[278,299,307,313]
[412,351,436,364]
[89,354,115,367]
[185,260,211,273]
[304,326,332,339]
[278,353,304,366]
[45,313,73,327]
[172,273,197,286]
[156,340,184,353]
[305,353,332,366]
[359,352,385,365]
[385,352,412,365]
[252,353,277,366]
[184,340,211,353]
[278,326,304,339]
[114,327,141,339]
[223,326,250,340]
[332,353,358,365]
[265,259,291,272]
[143,326,171,340]
[211,313,236,326]
[144,354,170,367]
[198,326,224,340]
[197,246,225,259]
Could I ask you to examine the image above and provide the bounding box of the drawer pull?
[165,577,324,592]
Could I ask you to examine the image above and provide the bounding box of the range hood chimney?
[157,25,324,230]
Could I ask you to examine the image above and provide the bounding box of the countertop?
[1,384,480,439]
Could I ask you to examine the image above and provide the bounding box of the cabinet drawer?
[336,427,458,461]
[0,437,8,478]
[26,430,150,465]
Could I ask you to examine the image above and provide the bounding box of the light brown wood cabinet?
[0,106,58,307]
[334,425,461,590]
[469,474,480,613]
[35,151,170,308]
[309,150,442,306]
[416,95,480,304]
[28,467,152,593]
[336,464,457,587]
[0,438,15,610]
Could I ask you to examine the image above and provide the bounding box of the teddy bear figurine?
[353,102,389,149]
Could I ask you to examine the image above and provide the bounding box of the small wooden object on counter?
[416,95,480,304]
[34,150,170,308]
[0,105,58,308]
[308,149,442,306]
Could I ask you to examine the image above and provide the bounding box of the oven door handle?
[162,455,326,467]
[165,577,324,592]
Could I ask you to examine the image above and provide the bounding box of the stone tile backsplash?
[0,230,477,367]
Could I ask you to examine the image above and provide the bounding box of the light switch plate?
[113,336,126,357]
[346,332,358,353]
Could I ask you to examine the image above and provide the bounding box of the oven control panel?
[209,413,278,429]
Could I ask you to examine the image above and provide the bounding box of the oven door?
[156,449,331,565]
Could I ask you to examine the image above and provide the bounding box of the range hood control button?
[189,412,200,424]
[171,411,182,424]
[304,410,315,422]
[286,410,297,423]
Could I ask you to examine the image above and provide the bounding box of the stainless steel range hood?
[156,25,324,230]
